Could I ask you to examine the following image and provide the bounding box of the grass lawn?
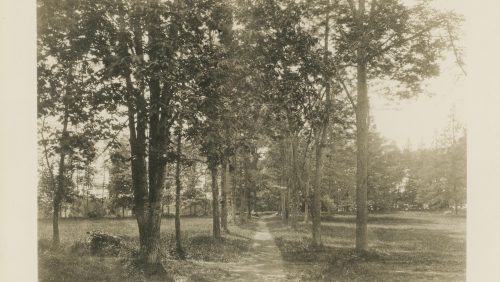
[266,211,466,282]
[38,212,466,281]
[38,217,258,281]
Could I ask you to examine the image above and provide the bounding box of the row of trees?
[39,113,466,217]
[263,115,466,213]
[38,0,463,274]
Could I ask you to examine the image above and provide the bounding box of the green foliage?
[331,0,463,97]
[37,0,121,224]
[107,142,134,215]
[239,0,325,137]
[367,129,405,210]
[87,230,123,256]
[408,134,466,210]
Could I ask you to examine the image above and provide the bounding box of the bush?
[87,230,122,256]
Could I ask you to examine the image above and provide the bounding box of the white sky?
[371,0,468,149]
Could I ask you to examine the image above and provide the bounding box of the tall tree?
[75,0,225,271]
[37,0,116,245]
[191,0,235,239]
[310,0,335,246]
[331,0,462,251]
[174,123,185,257]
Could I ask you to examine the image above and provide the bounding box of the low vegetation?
[38,217,257,281]
[267,212,465,282]
[37,212,465,281]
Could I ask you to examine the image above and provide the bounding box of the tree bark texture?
[118,10,173,272]
[312,6,333,247]
[221,159,229,232]
[52,110,69,246]
[355,60,369,252]
[290,137,300,229]
[175,125,184,255]
[280,141,289,224]
[303,155,311,223]
[354,0,369,251]
[211,165,221,239]
[230,158,237,224]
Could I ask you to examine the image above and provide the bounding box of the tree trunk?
[253,189,257,212]
[40,120,59,241]
[280,143,288,224]
[130,142,148,258]
[302,136,313,224]
[221,159,229,233]
[247,186,252,220]
[302,140,312,223]
[145,148,166,268]
[230,157,237,224]
[175,125,184,256]
[312,9,333,246]
[118,8,150,260]
[245,152,252,220]
[210,165,221,239]
[312,135,327,246]
[355,60,369,252]
[290,137,300,229]
[304,159,310,223]
[118,11,172,276]
[53,110,69,246]
[124,72,149,259]
[52,201,60,245]
[239,180,246,223]
[281,190,286,222]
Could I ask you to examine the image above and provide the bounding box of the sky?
[371,57,466,149]
[370,0,468,149]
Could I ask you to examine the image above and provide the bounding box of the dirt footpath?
[222,220,289,281]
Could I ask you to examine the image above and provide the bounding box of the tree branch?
[331,65,357,111]
[367,18,446,62]
[446,21,467,76]
[39,117,57,189]
[94,119,129,160]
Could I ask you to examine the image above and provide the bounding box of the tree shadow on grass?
[267,217,465,281]
[160,233,253,262]
[321,214,432,226]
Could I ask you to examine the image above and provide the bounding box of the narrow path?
[223,219,288,281]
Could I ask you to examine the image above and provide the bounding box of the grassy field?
[266,211,466,282]
[38,217,258,281]
[38,212,465,281]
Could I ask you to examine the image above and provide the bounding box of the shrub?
[87,230,122,256]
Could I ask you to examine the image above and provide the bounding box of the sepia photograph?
[1,0,500,281]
